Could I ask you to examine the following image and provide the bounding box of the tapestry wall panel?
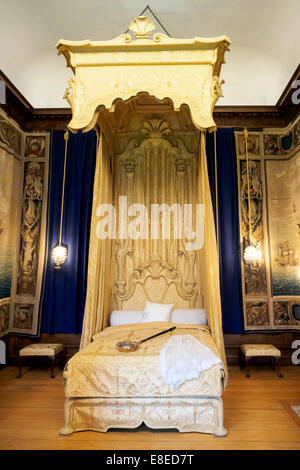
[17,160,45,296]
[0,302,10,336]
[239,158,267,296]
[0,110,23,337]
[0,147,22,299]
[0,111,50,338]
[266,152,300,297]
[9,133,49,337]
[236,116,300,331]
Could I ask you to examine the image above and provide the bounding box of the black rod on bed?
[140,326,176,344]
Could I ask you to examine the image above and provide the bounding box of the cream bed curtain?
[80,129,227,381]
[80,132,113,349]
[198,132,227,379]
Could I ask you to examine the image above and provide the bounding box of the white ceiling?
[1,0,299,108]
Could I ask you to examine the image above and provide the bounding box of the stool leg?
[271,356,275,370]
[50,355,55,378]
[240,350,245,370]
[28,356,33,371]
[276,356,283,378]
[16,355,22,378]
[245,357,250,378]
[59,351,65,370]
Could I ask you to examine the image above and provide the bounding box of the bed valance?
[56,16,230,132]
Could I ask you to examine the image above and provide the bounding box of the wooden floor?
[0,365,300,450]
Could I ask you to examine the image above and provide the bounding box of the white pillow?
[110,310,144,326]
[171,309,207,325]
[142,301,174,323]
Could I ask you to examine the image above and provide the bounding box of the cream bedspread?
[64,322,225,398]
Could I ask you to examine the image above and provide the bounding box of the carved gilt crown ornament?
[56,16,230,132]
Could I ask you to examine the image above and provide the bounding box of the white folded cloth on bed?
[159,334,222,388]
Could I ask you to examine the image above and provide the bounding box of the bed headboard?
[113,252,200,310]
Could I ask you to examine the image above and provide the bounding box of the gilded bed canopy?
[56,16,230,133]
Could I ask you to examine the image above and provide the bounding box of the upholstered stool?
[240,344,283,378]
[17,343,64,379]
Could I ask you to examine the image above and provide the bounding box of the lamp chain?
[59,130,69,245]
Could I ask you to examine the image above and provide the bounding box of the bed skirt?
[60,396,227,437]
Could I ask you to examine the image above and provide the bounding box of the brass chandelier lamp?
[51,130,69,269]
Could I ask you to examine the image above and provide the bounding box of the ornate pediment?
[128,16,156,40]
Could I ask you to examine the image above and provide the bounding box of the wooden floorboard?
[0,365,299,450]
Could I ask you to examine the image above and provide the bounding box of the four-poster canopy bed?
[56,16,231,437]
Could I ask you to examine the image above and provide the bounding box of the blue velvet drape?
[41,130,97,334]
[206,129,244,334]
